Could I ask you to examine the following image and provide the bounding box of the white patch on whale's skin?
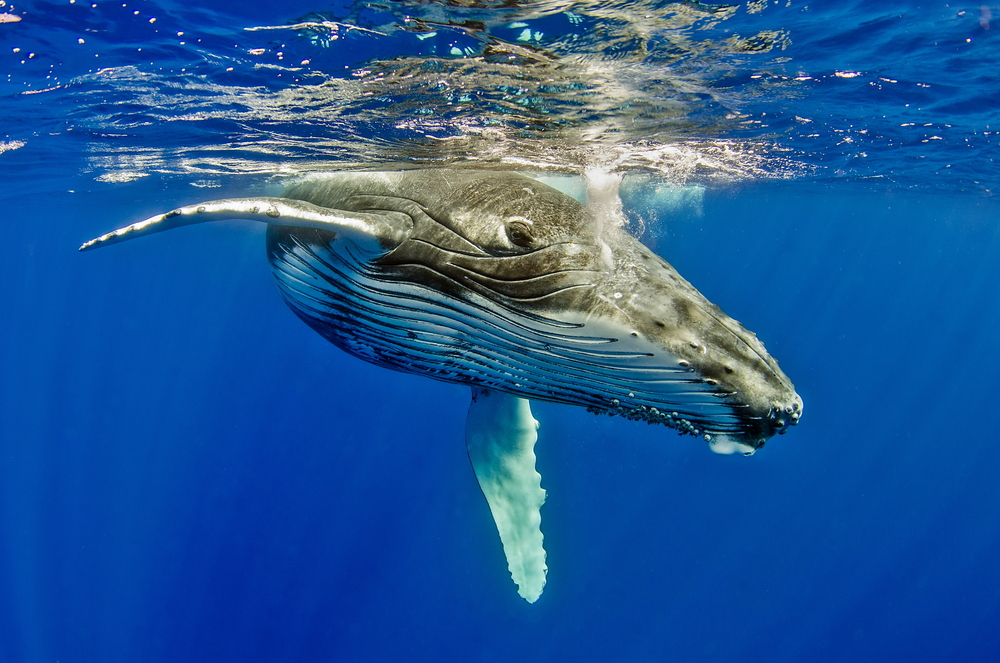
[465,388,546,603]
[708,434,758,456]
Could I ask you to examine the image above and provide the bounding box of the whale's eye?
[506,221,535,248]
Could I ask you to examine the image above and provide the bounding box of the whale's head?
[268,170,801,453]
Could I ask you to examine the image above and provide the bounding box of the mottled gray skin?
[269,170,801,449]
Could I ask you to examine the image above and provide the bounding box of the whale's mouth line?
[382,230,607,306]
[397,236,593,260]
[403,237,604,273]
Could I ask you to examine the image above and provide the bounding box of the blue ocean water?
[2,1,999,661]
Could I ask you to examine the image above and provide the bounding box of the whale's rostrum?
[80,169,802,603]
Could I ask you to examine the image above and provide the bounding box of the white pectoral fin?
[79,197,412,253]
[465,387,547,603]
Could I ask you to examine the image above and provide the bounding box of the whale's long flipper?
[465,387,547,603]
[79,197,412,254]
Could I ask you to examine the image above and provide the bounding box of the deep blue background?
[3,178,998,661]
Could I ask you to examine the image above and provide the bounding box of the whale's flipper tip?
[79,208,189,252]
[79,230,128,251]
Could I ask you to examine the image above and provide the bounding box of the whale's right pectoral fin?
[79,197,412,254]
[465,387,547,603]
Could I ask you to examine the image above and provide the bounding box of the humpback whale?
[81,169,802,603]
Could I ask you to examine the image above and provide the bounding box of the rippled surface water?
[2,0,997,191]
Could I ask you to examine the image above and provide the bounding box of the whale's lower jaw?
[267,227,769,446]
[586,403,764,454]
